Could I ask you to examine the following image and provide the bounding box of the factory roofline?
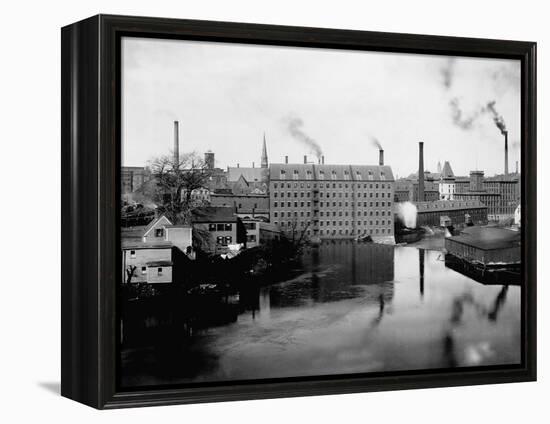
[414,200,487,212]
[269,163,394,181]
[455,191,500,196]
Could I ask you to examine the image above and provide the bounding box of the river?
[120,241,521,388]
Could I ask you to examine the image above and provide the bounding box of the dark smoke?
[485,101,507,134]
[449,98,508,134]
[370,135,383,150]
[440,58,456,90]
[449,97,480,130]
[284,115,323,159]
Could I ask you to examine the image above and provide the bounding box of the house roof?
[448,227,520,250]
[227,167,267,182]
[146,260,173,267]
[142,214,173,237]
[191,206,240,223]
[122,241,173,250]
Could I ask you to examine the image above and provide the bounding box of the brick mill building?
[268,153,395,243]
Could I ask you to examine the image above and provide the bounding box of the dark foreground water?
[120,242,521,388]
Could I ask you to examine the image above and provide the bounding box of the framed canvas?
[61,14,537,409]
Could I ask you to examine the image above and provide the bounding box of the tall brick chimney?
[379,149,384,166]
[504,130,509,175]
[173,120,179,164]
[418,142,425,202]
[303,155,307,164]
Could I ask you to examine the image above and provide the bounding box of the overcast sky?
[122,37,521,177]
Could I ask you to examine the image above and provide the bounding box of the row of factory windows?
[278,169,386,181]
[273,219,391,228]
[272,201,392,209]
[275,223,391,235]
[272,190,392,199]
[273,209,392,218]
[272,182,392,190]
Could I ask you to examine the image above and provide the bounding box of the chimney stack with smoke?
[285,156,288,164]
[504,130,509,175]
[418,142,425,202]
[304,155,307,164]
[173,121,180,164]
[322,155,325,165]
[379,149,384,166]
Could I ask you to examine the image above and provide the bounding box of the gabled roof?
[227,167,267,182]
[143,215,173,237]
[441,161,455,179]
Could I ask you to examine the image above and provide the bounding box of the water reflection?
[120,242,521,388]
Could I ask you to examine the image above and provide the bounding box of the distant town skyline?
[122,37,521,177]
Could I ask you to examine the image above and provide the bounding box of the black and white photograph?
[119,36,523,388]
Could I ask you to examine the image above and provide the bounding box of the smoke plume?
[440,58,456,90]
[396,201,417,229]
[485,101,507,134]
[284,115,323,159]
[449,97,481,130]
[370,135,383,150]
[449,98,508,134]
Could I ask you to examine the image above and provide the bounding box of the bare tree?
[125,265,137,284]
[286,215,311,246]
[145,152,213,224]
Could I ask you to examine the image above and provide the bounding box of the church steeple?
[261,132,268,168]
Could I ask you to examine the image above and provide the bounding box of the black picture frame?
[61,14,537,409]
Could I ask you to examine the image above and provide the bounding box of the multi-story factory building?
[269,154,395,243]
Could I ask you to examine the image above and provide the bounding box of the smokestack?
[322,155,325,165]
[237,163,240,168]
[253,162,255,168]
[418,142,425,202]
[285,156,288,164]
[304,155,307,164]
[379,149,384,166]
[516,161,519,174]
[204,151,215,170]
[173,121,179,164]
[504,130,509,175]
